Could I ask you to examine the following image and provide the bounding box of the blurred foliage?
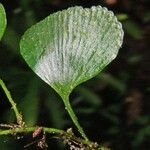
[0,0,149,150]
[123,20,143,39]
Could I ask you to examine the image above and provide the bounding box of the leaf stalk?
[62,95,89,141]
[0,79,24,126]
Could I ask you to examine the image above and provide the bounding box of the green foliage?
[97,73,126,93]
[20,6,123,99]
[123,20,142,39]
[0,3,7,40]
[20,6,123,140]
[0,1,148,149]
[20,78,40,126]
[116,13,128,21]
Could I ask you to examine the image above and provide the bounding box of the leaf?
[20,6,123,99]
[0,3,6,40]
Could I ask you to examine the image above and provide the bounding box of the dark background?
[0,0,149,150]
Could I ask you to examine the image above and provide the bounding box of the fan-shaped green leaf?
[20,6,123,99]
[0,3,6,40]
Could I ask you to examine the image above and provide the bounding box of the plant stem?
[0,79,23,125]
[0,126,108,149]
[62,96,89,141]
[0,126,64,136]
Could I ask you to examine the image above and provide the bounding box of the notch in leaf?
[20,6,124,140]
[0,3,7,40]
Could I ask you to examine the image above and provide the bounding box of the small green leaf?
[20,6,123,98]
[0,3,6,40]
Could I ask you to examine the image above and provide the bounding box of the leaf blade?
[20,6,124,98]
[0,3,6,40]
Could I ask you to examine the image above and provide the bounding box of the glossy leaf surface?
[20,6,123,98]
